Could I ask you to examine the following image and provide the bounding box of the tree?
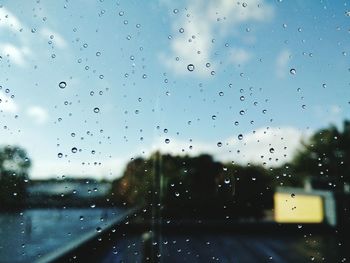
[0,146,31,209]
[291,120,350,191]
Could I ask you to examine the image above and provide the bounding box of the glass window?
[1,1,349,262]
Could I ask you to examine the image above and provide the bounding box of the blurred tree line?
[1,120,349,214]
[0,146,31,210]
[110,120,350,219]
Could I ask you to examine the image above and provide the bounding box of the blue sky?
[1,0,349,179]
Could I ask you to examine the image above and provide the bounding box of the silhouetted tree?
[291,120,350,191]
[111,152,272,219]
[0,146,31,209]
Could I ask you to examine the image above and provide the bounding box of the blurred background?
[1,0,350,262]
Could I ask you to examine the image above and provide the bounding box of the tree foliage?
[0,146,31,209]
[291,120,350,191]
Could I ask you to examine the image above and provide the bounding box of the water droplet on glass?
[187,64,195,71]
[165,138,170,144]
[93,107,100,113]
[175,192,180,197]
[59,81,67,89]
[212,115,217,120]
[217,142,222,147]
[269,148,275,153]
[219,92,224,96]
[238,134,243,140]
[71,147,77,153]
[57,153,63,158]
[290,68,296,75]
[179,28,184,33]
[96,227,102,233]
[173,9,179,14]
[291,193,295,198]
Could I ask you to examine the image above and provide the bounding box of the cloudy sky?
[1,0,349,179]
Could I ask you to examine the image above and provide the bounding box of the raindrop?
[322,83,327,88]
[96,52,101,56]
[96,227,102,233]
[57,153,63,158]
[31,28,36,33]
[71,147,77,153]
[212,115,217,120]
[173,9,179,14]
[239,110,245,115]
[93,107,100,113]
[165,138,170,144]
[238,134,243,140]
[269,148,275,153]
[224,178,230,184]
[187,64,195,71]
[290,68,296,75]
[219,92,224,96]
[291,193,295,198]
[79,216,84,221]
[175,192,180,197]
[59,81,67,89]
[179,28,184,33]
[217,142,222,147]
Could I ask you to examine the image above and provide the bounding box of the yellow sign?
[274,193,324,223]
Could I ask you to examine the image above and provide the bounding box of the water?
[0,208,124,263]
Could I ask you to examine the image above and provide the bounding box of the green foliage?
[0,146,31,209]
[291,120,350,191]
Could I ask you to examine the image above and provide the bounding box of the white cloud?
[40,27,67,49]
[26,105,49,124]
[313,104,343,126]
[160,0,274,76]
[1,8,67,68]
[30,157,128,180]
[225,127,310,166]
[230,48,252,65]
[275,49,291,78]
[0,43,31,66]
[0,90,19,113]
[0,7,23,32]
[148,126,309,167]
